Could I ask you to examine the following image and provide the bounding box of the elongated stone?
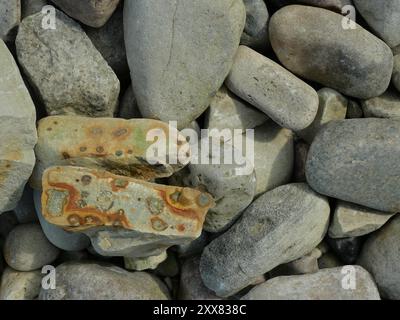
[0,39,37,213]
[226,46,319,131]
[32,116,190,189]
[200,183,330,297]
[41,166,214,258]
[124,0,246,128]
[242,266,380,300]
[269,5,393,99]
[51,0,120,28]
[306,119,400,213]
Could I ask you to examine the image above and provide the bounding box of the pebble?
[0,40,37,213]
[39,262,170,300]
[0,267,42,300]
[33,189,91,251]
[32,116,190,188]
[306,119,400,213]
[124,0,246,129]
[298,88,348,143]
[41,166,214,258]
[269,5,393,99]
[358,215,400,299]
[51,0,120,28]
[200,183,330,297]
[361,89,400,119]
[329,201,395,238]
[0,0,20,41]
[179,256,220,300]
[169,139,256,233]
[242,266,380,300]
[205,86,268,134]
[353,0,400,48]
[16,10,120,117]
[327,236,363,265]
[124,251,168,271]
[241,0,269,50]
[85,5,129,85]
[3,224,60,271]
[251,121,294,196]
[226,45,319,131]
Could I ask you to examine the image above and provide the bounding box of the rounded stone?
[361,90,400,119]
[3,223,60,271]
[0,267,42,300]
[269,5,393,99]
[306,118,400,213]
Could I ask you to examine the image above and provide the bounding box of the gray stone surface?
[242,266,380,300]
[354,0,400,48]
[241,0,269,50]
[205,86,268,134]
[226,45,319,131]
[358,215,400,300]
[269,5,393,99]
[0,267,42,300]
[33,189,91,251]
[329,201,395,238]
[124,0,246,129]
[169,139,256,233]
[0,0,20,41]
[51,0,120,27]
[200,183,330,297]
[16,10,120,117]
[251,121,294,196]
[393,54,400,92]
[3,224,60,271]
[361,89,400,119]
[0,39,37,214]
[39,262,170,300]
[306,119,400,213]
[179,256,220,300]
[298,88,348,143]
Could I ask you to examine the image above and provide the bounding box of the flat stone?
[358,215,400,299]
[251,121,294,196]
[0,0,20,41]
[242,266,380,300]
[85,4,129,84]
[298,88,348,143]
[269,5,393,99]
[241,0,269,50]
[354,0,400,48]
[205,86,268,134]
[179,256,220,300]
[41,166,214,258]
[3,224,60,271]
[226,46,318,131]
[16,10,120,117]
[329,201,395,238]
[0,267,42,300]
[33,189,91,251]
[51,0,120,27]
[39,262,170,300]
[32,116,191,189]
[0,40,37,213]
[124,0,246,128]
[200,183,330,297]
[169,139,256,233]
[361,89,400,119]
[327,236,363,264]
[306,118,400,213]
